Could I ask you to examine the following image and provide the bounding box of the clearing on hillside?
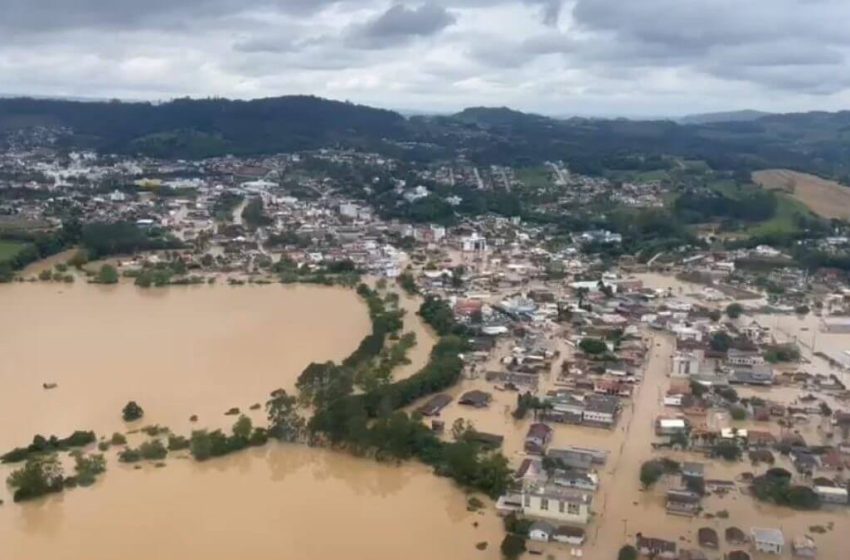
[753,169,850,220]
[0,240,28,264]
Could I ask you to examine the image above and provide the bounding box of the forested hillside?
[2,96,850,180]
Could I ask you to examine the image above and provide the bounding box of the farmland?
[753,169,850,220]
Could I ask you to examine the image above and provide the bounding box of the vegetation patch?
[1,431,96,464]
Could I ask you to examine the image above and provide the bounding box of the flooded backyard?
[0,281,500,560]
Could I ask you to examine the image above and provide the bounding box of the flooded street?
[592,334,849,560]
[0,282,502,560]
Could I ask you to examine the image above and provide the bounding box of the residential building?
[673,351,701,376]
[666,489,701,516]
[461,232,487,252]
[814,485,848,505]
[729,364,775,386]
[553,471,598,492]
[681,462,705,480]
[522,484,593,525]
[416,394,452,416]
[727,348,765,367]
[791,535,817,558]
[546,448,594,471]
[553,525,585,545]
[636,535,677,559]
[458,390,492,408]
[751,528,785,555]
[582,395,619,426]
[545,393,584,424]
[528,520,554,542]
[656,417,688,436]
[524,423,553,455]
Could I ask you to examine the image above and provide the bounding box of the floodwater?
[0,282,500,560]
[391,288,438,382]
[0,282,371,451]
[2,447,501,560]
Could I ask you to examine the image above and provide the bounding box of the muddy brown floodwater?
[0,282,501,560]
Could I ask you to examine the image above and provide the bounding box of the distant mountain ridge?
[678,110,772,125]
[1,95,849,180]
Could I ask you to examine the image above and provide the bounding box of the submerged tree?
[266,389,305,442]
[6,453,64,502]
[122,401,144,422]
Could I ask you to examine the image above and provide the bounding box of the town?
[2,143,850,560]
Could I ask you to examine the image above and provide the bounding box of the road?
[589,332,673,557]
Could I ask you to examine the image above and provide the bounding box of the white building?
[522,485,592,525]
[461,232,487,252]
[671,324,702,342]
[814,485,849,505]
[672,351,701,377]
[727,349,764,367]
[529,521,554,542]
[339,203,359,218]
[751,528,784,555]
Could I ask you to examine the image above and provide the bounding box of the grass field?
[743,194,810,238]
[605,168,672,183]
[0,240,28,265]
[753,169,850,220]
[515,166,553,188]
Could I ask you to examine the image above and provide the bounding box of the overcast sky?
[2,0,849,117]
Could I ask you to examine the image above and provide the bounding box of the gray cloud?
[0,0,849,115]
[346,3,457,49]
[526,0,563,25]
[0,0,339,32]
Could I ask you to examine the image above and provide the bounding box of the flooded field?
[0,282,501,560]
[1,446,501,560]
[0,282,371,451]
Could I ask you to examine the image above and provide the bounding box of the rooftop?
[751,527,784,546]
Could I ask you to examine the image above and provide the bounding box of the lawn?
[0,240,28,265]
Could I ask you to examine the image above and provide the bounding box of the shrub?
[1,431,96,464]
[95,264,119,284]
[72,452,106,486]
[138,439,167,460]
[167,435,190,451]
[110,433,127,445]
[142,425,168,437]
[118,448,141,463]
